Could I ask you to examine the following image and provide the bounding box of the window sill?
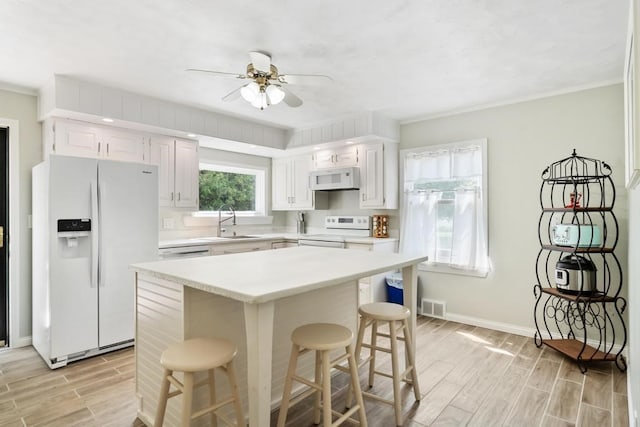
[418,262,490,278]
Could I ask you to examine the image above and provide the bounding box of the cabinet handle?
[107,144,110,155]
[362,193,366,202]
[170,192,174,201]
[178,192,181,201]
[98,142,101,153]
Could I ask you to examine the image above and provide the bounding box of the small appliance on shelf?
[372,215,389,238]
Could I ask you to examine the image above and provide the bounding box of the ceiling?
[1,0,629,130]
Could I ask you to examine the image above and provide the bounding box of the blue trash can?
[385,272,404,305]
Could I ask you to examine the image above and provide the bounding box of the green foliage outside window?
[199,170,256,211]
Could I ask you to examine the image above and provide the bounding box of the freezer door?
[48,156,99,358]
[97,160,158,347]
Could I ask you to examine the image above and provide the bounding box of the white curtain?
[400,144,489,273]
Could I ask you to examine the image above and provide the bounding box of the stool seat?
[161,337,237,372]
[292,323,353,350]
[358,302,410,321]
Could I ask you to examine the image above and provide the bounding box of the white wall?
[628,185,639,425]
[0,89,41,346]
[400,84,628,332]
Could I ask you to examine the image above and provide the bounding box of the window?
[399,139,489,276]
[198,163,266,215]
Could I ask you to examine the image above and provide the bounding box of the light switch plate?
[162,218,175,229]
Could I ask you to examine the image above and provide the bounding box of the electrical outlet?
[162,218,175,229]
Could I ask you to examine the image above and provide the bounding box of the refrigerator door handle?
[97,181,105,288]
[91,181,99,288]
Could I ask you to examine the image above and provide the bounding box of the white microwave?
[309,167,360,191]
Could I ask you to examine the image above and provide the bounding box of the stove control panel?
[324,215,371,230]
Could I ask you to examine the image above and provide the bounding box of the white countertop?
[158,234,397,248]
[133,246,426,304]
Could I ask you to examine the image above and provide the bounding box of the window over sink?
[399,139,490,276]
[198,162,266,216]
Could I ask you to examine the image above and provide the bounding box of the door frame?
[0,118,21,347]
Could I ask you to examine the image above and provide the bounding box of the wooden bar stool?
[348,302,420,426]
[277,323,368,427]
[154,337,245,427]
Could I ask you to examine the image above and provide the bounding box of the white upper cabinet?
[51,119,145,163]
[174,140,199,208]
[359,142,398,209]
[149,137,199,209]
[313,145,359,170]
[272,154,327,211]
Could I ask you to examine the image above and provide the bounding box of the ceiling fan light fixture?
[251,91,268,109]
[266,85,285,105]
[240,82,260,102]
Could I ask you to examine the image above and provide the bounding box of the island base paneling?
[135,273,357,427]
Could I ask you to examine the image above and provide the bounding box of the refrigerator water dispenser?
[57,219,91,258]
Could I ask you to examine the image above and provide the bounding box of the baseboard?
[444,312,535,338]
[442,312,627,356]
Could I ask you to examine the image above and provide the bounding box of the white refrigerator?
[32,155,158,368]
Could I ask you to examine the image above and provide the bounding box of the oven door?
[298,239,345,249]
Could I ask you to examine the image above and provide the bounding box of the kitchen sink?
[222,235,256,239]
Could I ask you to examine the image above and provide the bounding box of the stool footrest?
[191,395,235,419]
[332,405,362,426]
[292,374,323,392]
[362,390,393,406]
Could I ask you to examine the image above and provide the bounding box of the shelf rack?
[533,150,627,373]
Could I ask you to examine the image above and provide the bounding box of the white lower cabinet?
[271,240,299,249]
[272,154,327,211]
[209,240,272,255]
[149,137,199,209]
[345,240,398,305]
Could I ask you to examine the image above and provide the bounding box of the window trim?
[197,162,267,216]
[400,138,490,277]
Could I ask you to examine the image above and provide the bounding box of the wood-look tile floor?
[0,316,629,426]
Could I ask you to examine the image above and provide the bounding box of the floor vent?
[421,298,446,319]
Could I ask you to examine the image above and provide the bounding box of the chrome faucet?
[217,204,236,237]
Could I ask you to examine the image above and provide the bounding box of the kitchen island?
[132,246,427,427]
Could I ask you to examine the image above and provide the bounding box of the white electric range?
[298,215,372,248]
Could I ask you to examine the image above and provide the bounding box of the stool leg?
[313,350,322,425]
[226,360,245,427]
[208,368,218,427]
[389,320,402,426]
[154,368,172,427]
[368,320,378,387]
[347,344,368,427]
[403,319,421,401]
[181,372,195,427]
[346,315,369,409]
[277,344,300,427]
[321,350,332,427]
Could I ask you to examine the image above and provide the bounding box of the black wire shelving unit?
[533,150,627,373]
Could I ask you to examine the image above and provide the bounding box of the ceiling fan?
[187,51,332,110]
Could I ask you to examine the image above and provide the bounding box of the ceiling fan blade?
[186,68,246,79]
[279,73,333,86]
[221,85,244,102]
[249,51,271,73]
[280,86,303,107]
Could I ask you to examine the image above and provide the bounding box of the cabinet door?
[174,140,199,208]
[54,120,100,158]
[332,145,359,168]
[291,155,313,209]
[313,150,337,169]
[313,145,359,169]
[360,143,385,208]
[272,158,291,210]
[102,128,146,163]
[149,137,175,207]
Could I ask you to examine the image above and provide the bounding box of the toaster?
[551,224,602,247]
